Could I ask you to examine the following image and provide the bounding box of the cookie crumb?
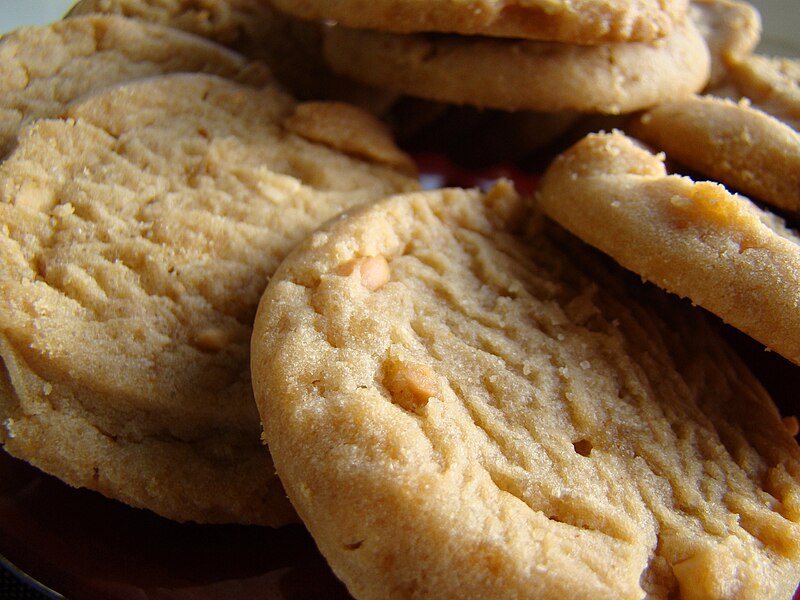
[783,415,799,437]
[572,439,593,456]
[337,256,390,291]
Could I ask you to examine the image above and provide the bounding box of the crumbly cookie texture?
[322,17,710,113]
[0,14,269,159]
[631,94,800,213]
[66,0,328,99]
[251,183,800,599]
[537,130,800,366]
[270,0,689,44]
[0,73,417,524]
[726,54,800,131]
[690,0,761,89]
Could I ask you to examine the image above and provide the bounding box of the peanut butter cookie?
[630,94,800,213]
[690,0,761,88]
[0,14,268,158]
[66,0,328,99]
[537,130,800,366]
[0,73,417,524]
[252,182,800,599]
[727,54,800,131]
[271,0,689,44]
[322,17,709,113]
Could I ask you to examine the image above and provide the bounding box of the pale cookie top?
[251,183,800,600]
[323,17,709,113]
[631,94,800,213]
[727,54,800,131]
[67,0,277,50]
[0,73,417,524]
[537,130,800,366]
[690,0,761,88]
[0,14,270,159]
[270,0,689,44]
[67,0,329,99]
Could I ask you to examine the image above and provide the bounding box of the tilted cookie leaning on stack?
[537,130,800,366]
[531,0,800,370]
[630,94,800,213]
[707,48,800,131]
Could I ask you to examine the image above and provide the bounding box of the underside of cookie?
[0,73,417,524]
[252,183,800,599]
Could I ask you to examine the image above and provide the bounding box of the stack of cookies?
[271,0,710,115]
[265,0,772,167]
[1,1,800,599]
[533,0,800,372]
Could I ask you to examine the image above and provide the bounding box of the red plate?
[0,448,350,600]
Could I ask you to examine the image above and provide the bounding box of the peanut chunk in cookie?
[672,547,727,600]
[193,326,242,352]
[336,255,391,291]
[669,182,753,229]
[383,360,439,413]
[669,182,765,251]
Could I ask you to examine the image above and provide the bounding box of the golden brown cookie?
[690,0,761,88]
[322,17,710,113]
[271,0,689,44]
[537,130,800,366]
[726,54,800,131]
[0,14,269,159]
[66,0,328,98]
[0,73,417,524]
[631,94,800,213]
[252,182,800,599]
